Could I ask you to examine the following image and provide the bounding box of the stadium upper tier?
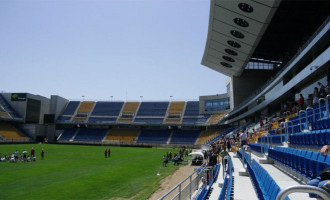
[56,100,226,126]
[0,94,22,121]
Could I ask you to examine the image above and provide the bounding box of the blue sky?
[0,0,228,101]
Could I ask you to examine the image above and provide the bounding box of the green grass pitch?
[0,144,180,200]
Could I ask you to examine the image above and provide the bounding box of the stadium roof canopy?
[201,0,330,77]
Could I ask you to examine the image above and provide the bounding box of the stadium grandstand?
[1,0,330,200]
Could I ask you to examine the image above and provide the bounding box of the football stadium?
[1,0,330,200]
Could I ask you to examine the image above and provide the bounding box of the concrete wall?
[26,93,51,124]
[232,70,276,107]
[50,95,69,120]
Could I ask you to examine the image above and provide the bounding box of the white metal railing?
[276,185,330,200]
[158,163,206,200]
[285,121,293,143]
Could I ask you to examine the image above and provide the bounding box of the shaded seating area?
[0,123,28,140]
[56,116,72,123]
[196,130,217,145]
[207,113,225,125]
[134,118,164,125]
[87,117,117,123]
[0,112,10,119]
[73,128,108,142]
[169,130,200,144]
[104,129,139,143]
[136,129,171,144]
[57,128,77,141]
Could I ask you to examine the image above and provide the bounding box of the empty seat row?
[289,129,330,147]
[249,143,270,154]
[170,130,200,144]
[248,159,289,200]
[268,146,330,180]
[218,156,234,200]
[58,128,77,141]
[311,117,330,130]
[258,134,287,145]
[237,150,288,200]
[136,130,171,144]
[74,128,108,142]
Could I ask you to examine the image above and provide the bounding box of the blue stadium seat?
[62,101,80,115]
[136,129,171,144]
[183,101,199,116]
[134,118,164,125]
[56,116,72,123]
[136,102,169,117]
[88,117,117,123]
[170,130,200,144]
[74,128,108,142]
[91,102,124,116]
[58,128,77,141]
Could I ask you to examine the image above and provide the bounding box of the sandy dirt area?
[148,165,196,200]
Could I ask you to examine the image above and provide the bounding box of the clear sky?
[0,0,228,101]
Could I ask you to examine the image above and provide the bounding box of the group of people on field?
[104,148,111,158]
[162,147,191,167]
[0,147,44,162]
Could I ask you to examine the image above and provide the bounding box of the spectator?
[162,155,168,167]
[240,131,247,147]
[31,147,35,157]
[298,94,304,110]
[307,145,330,199]
[318,82,326,97]
[259,119,264,129]
[41,148,44,160]
[220,146,229,167]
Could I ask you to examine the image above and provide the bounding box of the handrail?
[158,162,206,200]
[326,94,330,117]
[319,98,326,119]
[306,106,315,122]
[223,156,229,179]
[285,121,293,142]
[299,110,307,132]
[242,145,251,168]
[276,185,330,200]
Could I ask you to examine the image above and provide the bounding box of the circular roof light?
[238,3,253,13]
[227,40,241,48]
[222,56,235,62]
[230,30,245,39]
[225,49,238,56]
[234,18,249,27]
[220,62,233,68]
